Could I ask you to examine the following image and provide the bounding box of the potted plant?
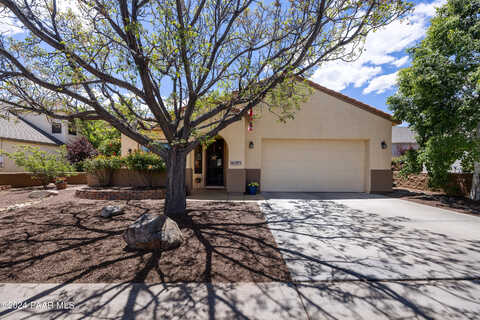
[247,182,259,195]
[55,177,67,190]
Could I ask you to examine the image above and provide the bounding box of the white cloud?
[310,60,382,91]
[363,72,398,94]
[0,15,23,35]
[391,56,409,67]
[0,0,92,36]
[310,0,446,93]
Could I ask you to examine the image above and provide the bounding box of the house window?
[68,121,77,135]
[0,155,3,168]
[52,122,62,134]
[194,145,202,174]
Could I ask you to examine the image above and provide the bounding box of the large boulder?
[123,214,184,251]
[29,190,59,199]
[100,205,124,218]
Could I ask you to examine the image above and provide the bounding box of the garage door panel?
[261,139,365,192]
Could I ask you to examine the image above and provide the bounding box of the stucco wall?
[120,88,394,193]
[120,134,141,157]
[0,139,61,172]
[244,89,393,191]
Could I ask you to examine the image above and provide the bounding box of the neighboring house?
[121,79,399,193]
[392,126,419,157]
[21,113,80,144]
[0,114,64,172]
[392,126,463,173]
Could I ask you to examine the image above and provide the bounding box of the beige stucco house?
[121,80,399,193]
[0,114,64,172]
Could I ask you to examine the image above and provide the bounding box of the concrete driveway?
[261,192,480,319]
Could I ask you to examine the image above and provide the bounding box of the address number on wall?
[230,161,242,166]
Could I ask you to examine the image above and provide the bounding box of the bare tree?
[0,0,410,217]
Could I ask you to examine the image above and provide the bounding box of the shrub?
[125,152,166,187]
[125,151,165,172]
[399,149,423,178]
[98,140,121,156]
[84,155,124,186]
[78,120,121,156]
[1,145,74,189]
[66,137,98,171]
[391,157,404,171]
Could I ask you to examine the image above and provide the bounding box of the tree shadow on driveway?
[259,198,480,319]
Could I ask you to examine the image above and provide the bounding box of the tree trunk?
[471,122,480,201]
[164,148,187,218]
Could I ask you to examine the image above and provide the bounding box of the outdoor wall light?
[381,141,388,149]
[249,141,254,149]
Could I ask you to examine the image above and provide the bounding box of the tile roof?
[0,114,61,145]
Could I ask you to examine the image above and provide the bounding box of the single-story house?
[0,114,64,172]
[392,126,419,157]
[121,79,399,193]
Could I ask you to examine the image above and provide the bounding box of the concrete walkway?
[2,193,480,319]
[1,280,479,319]
[188,189,264,201]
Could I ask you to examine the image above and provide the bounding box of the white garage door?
[261,139,366,192]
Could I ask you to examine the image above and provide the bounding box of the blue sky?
[0,0,446,119]
[310,0,446,116]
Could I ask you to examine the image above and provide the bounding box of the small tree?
[388,0,480,200]
[1,146,74,188]
[78,120,121,156]
[66,136,98,171]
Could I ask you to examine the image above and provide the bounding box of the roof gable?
[0,114,62,145]
[301,78,400,125]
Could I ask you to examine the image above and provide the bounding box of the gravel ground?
[389,187,480,215]
[0,190,289,283]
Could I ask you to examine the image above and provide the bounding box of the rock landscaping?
[123,214,184,251]
[100,205,125,218]
[0,194,289,283]
[28,190,59,199]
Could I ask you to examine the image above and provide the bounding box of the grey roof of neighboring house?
[392,126,417,144]
[0,114,62,145]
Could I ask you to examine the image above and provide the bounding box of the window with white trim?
[52,122,62,134]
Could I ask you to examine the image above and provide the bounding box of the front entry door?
[206,139,224,186]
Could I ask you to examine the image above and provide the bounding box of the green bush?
[84,155,124,186]
[0,145,74,189]
[124,152,166,187]
[83,152,165,187]
[125,151,165,172]
[399,149,423,178]
[391,157,405,171]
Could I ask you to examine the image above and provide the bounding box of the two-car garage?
[260,139,367,192]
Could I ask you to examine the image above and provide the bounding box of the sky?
[310,0,446,117]
[0,0,446,119]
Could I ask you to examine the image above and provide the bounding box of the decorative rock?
[100,205,125,218]
[28,190,59,199]
[123,214,184,251]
